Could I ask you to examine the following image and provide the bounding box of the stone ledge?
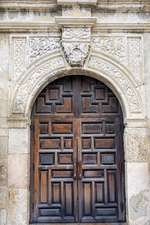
[8,115,30,128]
[0,0,57,10]
[0,0,150,12]
[57,0,97,5]
[1,21,150,32]
[55,17,97,27]
[30,223,128,225]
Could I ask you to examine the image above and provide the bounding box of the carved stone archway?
[10,49,144,122]
[7,49,150,225]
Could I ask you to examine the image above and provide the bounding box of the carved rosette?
[61,27,91,66]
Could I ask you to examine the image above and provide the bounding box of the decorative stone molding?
[55,3,96,66]
[57,0,97,5]
[1,0,150,13]
[86,51,143,114]
[92,35,143,85]
[11,37,27,81]
[92,36,127,65]
[0,34,9,73]
[61,27,91,66]
[11,34,143,85]
[11,50,68,116]
[128,37,143,85]
[11,35,61,81]
[124,128,150,162]
[10,49,144,122]
[28,37,61,64]
[62,5,91,17]
[8,116,30,129]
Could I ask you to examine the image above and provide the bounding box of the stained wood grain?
[30,76,126,223]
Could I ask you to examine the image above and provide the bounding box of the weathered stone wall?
[0,1,150,225]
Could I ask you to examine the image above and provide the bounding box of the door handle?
[78,161,82,179]
[73,162,77,179]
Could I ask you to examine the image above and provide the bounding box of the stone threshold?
[30,223,128,225]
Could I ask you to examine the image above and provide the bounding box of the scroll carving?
[11,36,61,80]
[13,56,65,113]
[92,36,143,84]
[29,37,60,63]
[88,55,142,113]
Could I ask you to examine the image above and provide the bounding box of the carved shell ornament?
[61,27,91,66]
[62,41,90,66]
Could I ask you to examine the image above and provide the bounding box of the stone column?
[7,119,30,225]
[0,34,9,225]
[124,121,150,225]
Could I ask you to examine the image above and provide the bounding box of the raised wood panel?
[30,75,125,223]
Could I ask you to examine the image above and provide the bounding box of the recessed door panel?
[30,76,125,223]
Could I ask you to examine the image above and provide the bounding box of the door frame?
[8,52,148,225]
[30,75,126,223]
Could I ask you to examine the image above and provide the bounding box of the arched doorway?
[30,75,126,223]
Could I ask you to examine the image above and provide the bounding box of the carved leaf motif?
[14,57,65,113]
[92,36,143,84]
[12,37,27,80]
[128,37,143,84]
[88,55,141,113]
[29,37,61,63]
[92,36,127,65]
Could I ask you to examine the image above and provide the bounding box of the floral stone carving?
[13,55,66,114]
[62,27,91,66]
[29,37,60,63]
[88,54,142,113]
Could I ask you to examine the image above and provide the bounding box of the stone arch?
[10,49,144,121]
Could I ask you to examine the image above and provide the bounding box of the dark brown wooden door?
[30,76,125,223]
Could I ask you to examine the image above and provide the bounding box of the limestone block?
[8,188,28,225]
[8,154,29,188]
[0,209,7,225]
[0,99,8,117]
[144,34,150,121]
[8,128,29,154]
[126,163,149,198]
[0,79,8,101]
[0,156,7,186]
[0,187,8,208]
[0,118,8,129]
[0,34,9,73]
[57,0,97,5]
[0,129,8,137]
[124,128,150,162]
[126,162,150,225]
[0,136,8,155]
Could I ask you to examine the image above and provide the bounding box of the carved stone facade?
[0,1,150,225]
[61,27,90,66]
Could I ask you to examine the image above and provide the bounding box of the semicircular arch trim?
[10,49,144,121]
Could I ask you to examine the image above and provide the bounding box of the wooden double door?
[30,76,125,223]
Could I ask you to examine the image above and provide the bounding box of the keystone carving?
[61,27,90,66]
[56,3,96,66]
